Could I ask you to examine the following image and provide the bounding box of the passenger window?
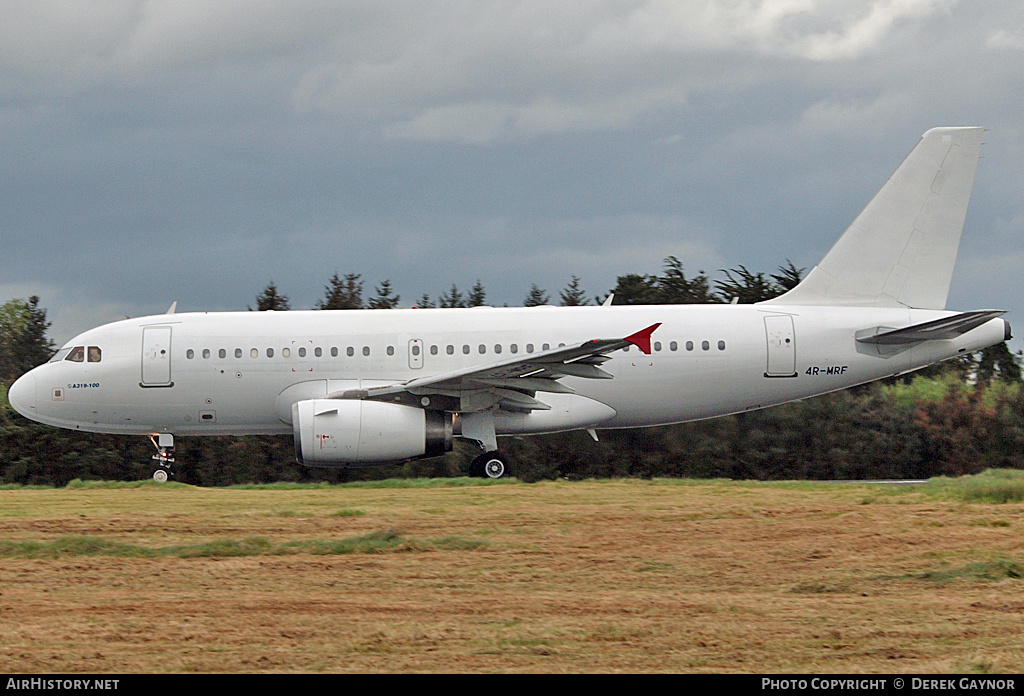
[702,340,710,351]
[219,349,226,359]
[267,348,274,358]
[331,347,338,357]
[494,344,502,354]
[526,344,534,353]
[463,345,470,354]
[203,349,211,359]
[299,347,307,357]
[347,347,354,357]
[87,346,102,362]
[510,344,518,354]
[654,341,662,352]
[250,348,259,358]
[187,349,195,360]
[282,347,290,358]
[718,340,726,351]
[66,346,85,362]
[430,345,438,355]
[446,345,454,355]
[387,346,395,356]
[670,341,678,351]
[686,341,694,351]
[362,346,370,356]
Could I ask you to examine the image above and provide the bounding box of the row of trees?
[255,257,806,312]
[2,257,1022,486]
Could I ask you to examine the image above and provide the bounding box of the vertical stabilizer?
[764,127,984,309]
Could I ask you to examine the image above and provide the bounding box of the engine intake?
[292,399,452,467]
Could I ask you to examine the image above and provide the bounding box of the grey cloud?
[0,0,1021,351]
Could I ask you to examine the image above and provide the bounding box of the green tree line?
[2,259,1022,486]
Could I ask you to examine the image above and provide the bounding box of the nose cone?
[7,371,37,418]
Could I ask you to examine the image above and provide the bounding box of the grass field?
[1,471,1023,673]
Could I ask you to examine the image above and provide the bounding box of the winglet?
[624,323,661,355]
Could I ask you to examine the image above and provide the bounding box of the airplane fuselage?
[8,304,1007,442]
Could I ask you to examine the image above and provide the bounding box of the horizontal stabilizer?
[856,310,1005,345]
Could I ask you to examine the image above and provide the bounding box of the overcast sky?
[2,0,1023,348]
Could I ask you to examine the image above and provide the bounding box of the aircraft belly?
[577,352,746,428]
[493,393,617,435]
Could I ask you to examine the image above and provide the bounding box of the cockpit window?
[56,345,100,363]
[49,348,72,363]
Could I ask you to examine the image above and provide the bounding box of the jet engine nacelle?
[292,399,452,467]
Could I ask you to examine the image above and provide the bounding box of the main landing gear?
[460,412,511,479]
[148,433,175,482]
[469,450,511,479]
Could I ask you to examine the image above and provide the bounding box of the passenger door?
[141,326,174,387]
[764,315,797,378]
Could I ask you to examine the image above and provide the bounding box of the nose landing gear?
[148,433,175,482]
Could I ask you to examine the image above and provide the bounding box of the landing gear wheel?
[150,466,172,483]
[483,456,506,479]
[470,451,510,479]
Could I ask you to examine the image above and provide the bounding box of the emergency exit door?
[408,339,424,369]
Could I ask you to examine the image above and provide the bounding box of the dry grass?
[1,476,1023,673]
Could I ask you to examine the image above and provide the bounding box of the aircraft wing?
[330,323,661,412]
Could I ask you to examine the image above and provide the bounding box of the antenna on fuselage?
[166,301,177,315]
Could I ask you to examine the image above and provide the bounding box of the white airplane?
[7,127,1010,481]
